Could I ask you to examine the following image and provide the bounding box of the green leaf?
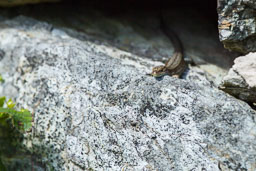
[0,107,32,131]
[6,99,15,109]
[0,97,6,107]
[0,75,4,84]
[0,112,10,127]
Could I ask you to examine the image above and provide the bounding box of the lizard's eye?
[151,66,166,77]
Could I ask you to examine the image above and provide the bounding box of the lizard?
[150,13,187,78]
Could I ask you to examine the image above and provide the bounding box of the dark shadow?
[0,0,239,68]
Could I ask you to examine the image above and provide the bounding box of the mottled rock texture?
[217,0,256,53]
[220,52,256,103]
[0,16,256,171]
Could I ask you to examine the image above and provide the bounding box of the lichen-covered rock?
[0,0,59,7]
[217,0,256,53]
[220,52,256,103]
[0,16,256,171]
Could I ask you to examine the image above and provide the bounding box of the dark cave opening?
[0,0,238,69]
[65,0,237,69]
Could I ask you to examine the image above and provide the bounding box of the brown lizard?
[151,13,187,78]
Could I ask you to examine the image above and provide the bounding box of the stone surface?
[220,52,256,103]
[0,16,256,171]
[0,0,59,7]
[217,0,256,53]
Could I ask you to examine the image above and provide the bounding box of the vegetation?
[0,97,32,131]
[0,75,4,83]
[0,97,32,170]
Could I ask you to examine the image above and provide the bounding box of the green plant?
[0,96,32,170]
[0,75,4,84]
[0,97,32,131]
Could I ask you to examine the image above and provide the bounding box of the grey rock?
[217,0,256,53]
[0,16,256,171]
[220,52,256,103]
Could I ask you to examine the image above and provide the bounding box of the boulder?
[218,0,256,53]
[220,52,256,103]
[0,16,256,171]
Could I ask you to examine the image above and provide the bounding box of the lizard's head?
[151,65,167,77]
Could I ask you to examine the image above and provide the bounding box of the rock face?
[220,53,256,103]
[0,16,256,171]
[217,0,256,53]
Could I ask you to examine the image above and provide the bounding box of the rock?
[220,52,256,103]
[217,0,256,53]
[0,0,59,7]
[0,16,256,171]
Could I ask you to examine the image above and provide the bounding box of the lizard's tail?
[159,10,183,55]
